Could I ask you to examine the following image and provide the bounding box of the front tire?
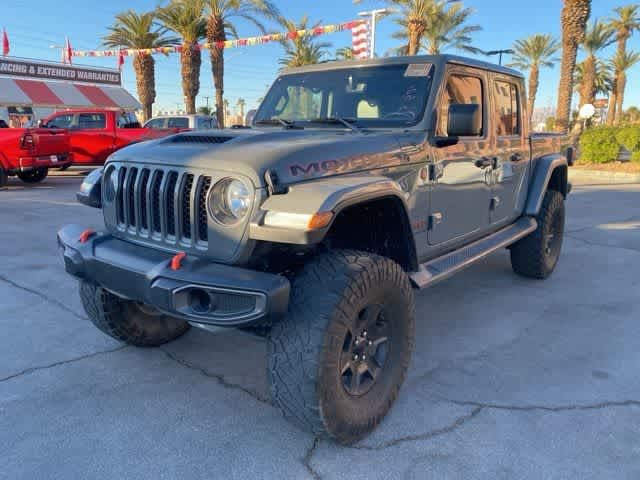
[511,190,565,279]
[268,250,415,444]
[17,167,48,184]
[79,281,190,347]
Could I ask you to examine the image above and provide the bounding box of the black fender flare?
[524,154,569,216]
[250,176,417,254]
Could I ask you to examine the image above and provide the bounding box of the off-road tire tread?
[268,250,414,444]
[80,281,189,347]
[511,190,564,279]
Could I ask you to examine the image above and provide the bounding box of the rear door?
[70,112,115,164]
[489,75,529,225]
[428,66,493,245]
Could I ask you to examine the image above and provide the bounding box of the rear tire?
[79,281,190,347]
[268,250,415,444]
[511,190,565,279]
[17,167,48,184]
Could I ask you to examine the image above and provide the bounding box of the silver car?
[144,114,218,130]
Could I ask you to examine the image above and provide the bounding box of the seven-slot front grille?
[113,166,212,247]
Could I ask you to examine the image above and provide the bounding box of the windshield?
[254,63,433,129]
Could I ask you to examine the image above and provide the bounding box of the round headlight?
[209,178,251,225]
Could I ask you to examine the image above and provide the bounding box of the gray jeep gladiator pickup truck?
[58,55,572,444]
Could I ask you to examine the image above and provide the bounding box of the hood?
[107,128,406,188]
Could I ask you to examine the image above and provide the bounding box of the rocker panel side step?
[410,217,537,289]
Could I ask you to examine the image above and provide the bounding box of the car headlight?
[77,168,104,208]
[209,178,251,225]
[80,168,103,194]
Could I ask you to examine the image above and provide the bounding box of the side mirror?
[447,104,482,137]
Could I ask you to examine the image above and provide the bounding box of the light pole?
[357,8,392,59]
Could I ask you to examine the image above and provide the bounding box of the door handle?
[510,153,524,162]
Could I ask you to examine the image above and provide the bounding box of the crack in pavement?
[350,407,484,451]
[0,345,128,384]
[0,274,87,321]
[303,437,321,480]
[448,398,640,412]
[160,349,271,405]
[565,234,640,255]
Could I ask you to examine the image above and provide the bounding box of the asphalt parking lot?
[1,172,639,480]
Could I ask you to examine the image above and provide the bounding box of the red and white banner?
[2,29,9,57]
[71,20,368,58]
[0,77,140,109]
[351,21,370,59]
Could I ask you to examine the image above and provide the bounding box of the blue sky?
[3,0,638,115]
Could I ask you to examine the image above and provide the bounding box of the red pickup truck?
[41,109,182,166]
[0,127,72,187]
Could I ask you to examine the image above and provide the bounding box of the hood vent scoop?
[167,135,235,145]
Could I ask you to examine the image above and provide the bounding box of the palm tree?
[579,20,615,107]
[555,0,591,132]
[508,34,560,125]
[278,16,332,67]
[390,0,481,56]
[157,0,206,114]
[104,10,179,121]
[608,50,640,125]
[205,0,280,128]
[335,46,355,60]
[237,97,246,119]
[608,5,640,124]
[222,98,230,126]
[574,58,612,105]
[623,106,640,123]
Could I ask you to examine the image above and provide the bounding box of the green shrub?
[579,127,622,164]
[631,151,640,163]
[615,126,640,152]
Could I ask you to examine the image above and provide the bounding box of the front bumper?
[57,224,290,327]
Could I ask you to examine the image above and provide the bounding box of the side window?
[197,117,214,129]
[77,113,106,129]
[494,80,520,136]
[438,74,484,137]
[47,114,74,129]
[168,117,189,129]
[145,118,165,129]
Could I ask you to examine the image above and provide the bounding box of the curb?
[569,169,640,185]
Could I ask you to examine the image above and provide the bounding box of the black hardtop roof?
[281,54,523,79]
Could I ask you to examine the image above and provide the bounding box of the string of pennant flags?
[71,20,368,59]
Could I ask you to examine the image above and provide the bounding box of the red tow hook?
[171,252,187,271]
[79,229,96,244]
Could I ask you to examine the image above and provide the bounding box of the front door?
[490,76,529,225]
[428,70,492,245]
[71,112,115,164]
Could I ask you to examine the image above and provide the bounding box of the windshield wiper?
[254,118,303,129]
[309,117,362,133]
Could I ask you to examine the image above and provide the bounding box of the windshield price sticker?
[405,64,432,77]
